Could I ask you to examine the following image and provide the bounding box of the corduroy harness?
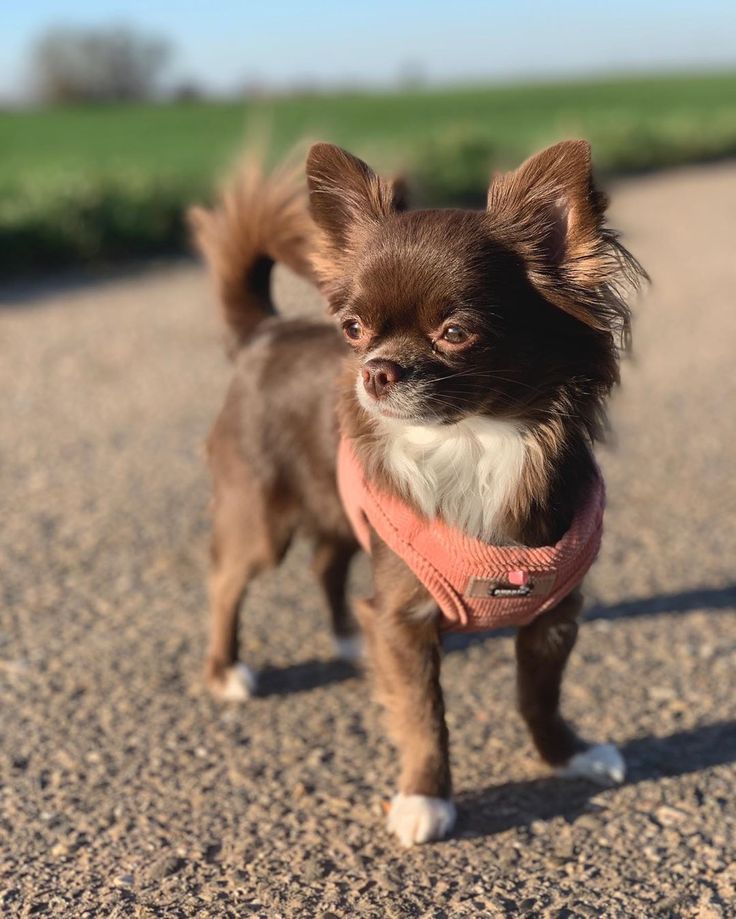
[337,437,605,633]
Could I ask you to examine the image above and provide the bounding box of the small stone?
[648,685,676,701]
[655,805,689,826]
[146,856,185,880]
[695,904,723,919]
[376,871,400,892]
[498,845,520,866]
[554,838,575,860]
[301,858,324,882]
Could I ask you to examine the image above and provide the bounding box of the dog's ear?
[488,140,602,268]
[306,143,406,305]
[307,143,403,247]
[488,140,643,337]
[390,174,410,213]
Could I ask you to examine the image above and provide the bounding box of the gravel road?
[2,163,735,917]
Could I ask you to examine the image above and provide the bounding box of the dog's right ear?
[306,143,402,250]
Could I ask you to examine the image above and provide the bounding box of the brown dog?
[189,141,644,846]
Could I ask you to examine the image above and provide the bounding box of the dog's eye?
[342,320,364,342]
[442,325,469,344]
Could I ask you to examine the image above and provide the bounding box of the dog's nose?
[362,359,403,399]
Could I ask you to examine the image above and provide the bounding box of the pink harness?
[337,437,605,632]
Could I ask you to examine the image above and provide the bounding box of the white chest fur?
[376,415,527,542]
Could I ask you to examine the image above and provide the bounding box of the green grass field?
[2,71,736,275]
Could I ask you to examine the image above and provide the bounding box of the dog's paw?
[332,633,363,663]
[208,662,257,701]
[387,794,456,847]
[557,743,626,785]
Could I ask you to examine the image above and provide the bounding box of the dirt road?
[2,164,735,917]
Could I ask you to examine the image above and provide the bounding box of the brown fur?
[189,153,318,356]
[306,141,645,545]
[190,141,645,840]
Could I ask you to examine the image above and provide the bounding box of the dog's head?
[307,141,644,431]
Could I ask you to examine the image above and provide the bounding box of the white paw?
[216,663,257,701]
[557,743,626,785]
[387,794,456,847]
[333,634,363,663]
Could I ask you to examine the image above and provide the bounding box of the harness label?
[464,572,557,600]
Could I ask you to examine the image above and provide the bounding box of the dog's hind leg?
[205,438,293,701]
[311,538,361,661]
[515,590,625,784]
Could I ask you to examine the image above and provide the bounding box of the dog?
[189,139,645,846]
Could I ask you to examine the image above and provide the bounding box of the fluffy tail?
[188,152,317,356]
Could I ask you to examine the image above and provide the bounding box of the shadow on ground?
[586,583,736,622]
[247,583,736,697]
[0,258,198,309]
[255,658,359,696]
[457,720,736,837]
[443,582,736,653]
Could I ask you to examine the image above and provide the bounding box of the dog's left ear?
[488,140,642,335]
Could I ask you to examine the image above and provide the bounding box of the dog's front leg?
[356,542,455,847]
[516,589,626,784]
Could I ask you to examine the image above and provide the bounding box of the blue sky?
[2,0,735,98]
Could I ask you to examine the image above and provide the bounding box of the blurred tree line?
[31,25,180,104]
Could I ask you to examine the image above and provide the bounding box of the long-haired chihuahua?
[189,139,645,846]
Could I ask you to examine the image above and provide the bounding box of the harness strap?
[337,437,605,632]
